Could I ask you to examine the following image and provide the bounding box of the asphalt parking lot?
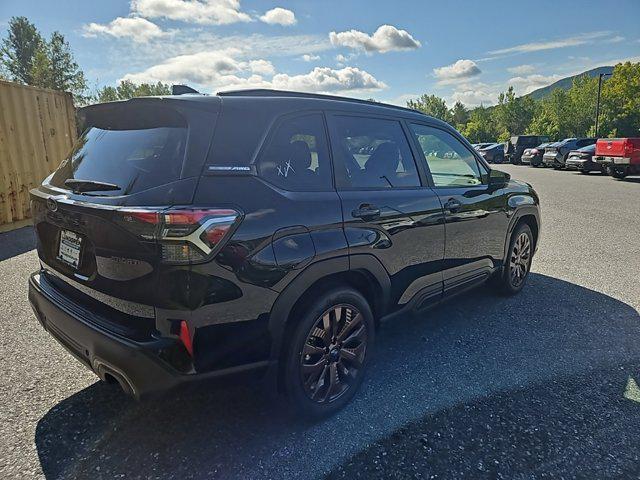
[1,165,639,479]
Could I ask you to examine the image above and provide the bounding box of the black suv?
[504,135,550,164]
[543,137,596,169]
[28,90,541,416]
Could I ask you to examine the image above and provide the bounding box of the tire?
[493,223,533,295]
[611,169,627,179]
[580,170,590,175]
[283,287,375,418]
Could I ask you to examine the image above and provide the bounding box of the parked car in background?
[565,144,600,174]
[543,138,595,169]
[472,142,494,151]
[27,89,541,417]
[477,143,505,163]
[521,142,553,167]
[595,137,640,179]
[504,135,550,164]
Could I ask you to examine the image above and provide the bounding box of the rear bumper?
[543,154,561,166]
[596,156,633,166]
[28,271,270,399]
[565,158,601,171]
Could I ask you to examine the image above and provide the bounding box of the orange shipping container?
[0,80,76,231]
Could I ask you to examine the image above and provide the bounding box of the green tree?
[450,101,469,130]
[45,32,86,96]
[1,18,87,101]
[493,86,535,140]
[94,80,172,103]
[1,16,44,85]
[600,62,640,137]
[461,105,500,143]
[29,47,52,87]
[527,89,569,138]
[567,74,598,137]
[407,94,452,123]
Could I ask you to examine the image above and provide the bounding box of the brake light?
[117,207,241,263]
[624,141,634,155]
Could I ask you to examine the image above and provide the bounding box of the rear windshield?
[50,105,187,196]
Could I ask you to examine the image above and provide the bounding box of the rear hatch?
[30,97,223,327]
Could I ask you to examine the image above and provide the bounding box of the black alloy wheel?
[493,223,533,295]
[509,230,532,288]
[284,288,374,417]
[300,304,367,404]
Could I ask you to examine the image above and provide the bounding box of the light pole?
[595,72,612,137]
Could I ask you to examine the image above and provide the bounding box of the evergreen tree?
[0,16,44,85]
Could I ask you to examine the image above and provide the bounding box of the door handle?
[444,198,461,213]
[352,204,381,220]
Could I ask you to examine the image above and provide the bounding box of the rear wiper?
[64,179,121,193]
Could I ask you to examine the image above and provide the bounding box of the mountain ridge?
[526,66,614,100]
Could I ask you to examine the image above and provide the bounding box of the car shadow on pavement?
[0,226,35,261]
[34,273,640,479]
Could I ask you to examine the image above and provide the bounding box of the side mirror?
[489,169,511,187]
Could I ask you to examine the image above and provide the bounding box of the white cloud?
[259,7,296,26]
[122,49,246,85]
[301,54,320,62]
[131,0,251,25]
[488,31,611,56]
[507,64,535,75]
[433,59,481,83]
[507,74,564,94]
[82,17,166,42]
[451,85,498,107]
[606,35,625,44]
[122,49,386,94]
[248,59,275,75]
[329,25,421,53]
[271,66,386,92]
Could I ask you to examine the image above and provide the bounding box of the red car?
[595,138,640,179]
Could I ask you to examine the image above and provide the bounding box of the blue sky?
[1,0,639,106]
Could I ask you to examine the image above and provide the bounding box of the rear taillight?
[116,207,241,263]
[624,141,634,155]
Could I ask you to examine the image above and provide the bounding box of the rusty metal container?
[0,80,76,231]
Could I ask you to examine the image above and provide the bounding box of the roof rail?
[217,89,424,115]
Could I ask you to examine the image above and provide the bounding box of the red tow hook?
[179,320,193,357]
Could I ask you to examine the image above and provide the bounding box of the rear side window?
[50,105,187,196]
[257,114,332,191]
[330,116,421,189]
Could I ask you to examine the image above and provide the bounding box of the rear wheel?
[580,170,590,175]
[493,223,533,295]
[283,288,374,418]
[611,169,627,179]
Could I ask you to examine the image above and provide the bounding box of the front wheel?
[283,288,375,418]
[493,223,533,295]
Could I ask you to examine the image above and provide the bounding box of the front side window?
[257,114,331,191]
[330,116,420,189]
[410,124,487,187]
